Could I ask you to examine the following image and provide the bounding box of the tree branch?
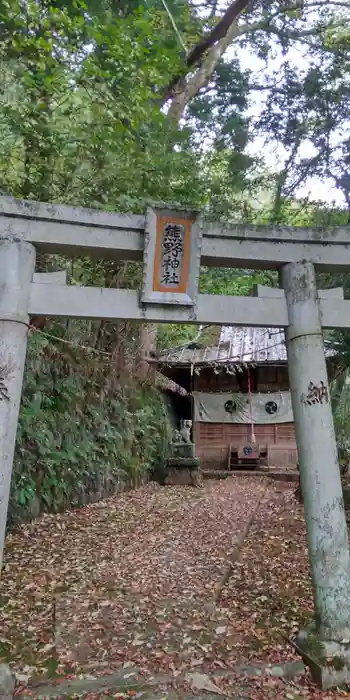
[163,0,349,120]
[166,16,274,120]
[163,0,250,106]
[185,0,250,69]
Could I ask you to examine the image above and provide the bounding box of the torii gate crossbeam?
[1,197,350,688]
[2,195,350,270]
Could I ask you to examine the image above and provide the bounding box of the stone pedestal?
[171,442,196,459]
[165,443,201,486]
[0,664,14,699]
[295,628,350,689]
[165,465,202,487]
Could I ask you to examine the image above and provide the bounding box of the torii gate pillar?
[281,261,350,683]
[0,241,36,570]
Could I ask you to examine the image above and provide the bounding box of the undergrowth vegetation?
[9,324,171,527]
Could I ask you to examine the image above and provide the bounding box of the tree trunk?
[142,1,260,362]
[137,323,157,380]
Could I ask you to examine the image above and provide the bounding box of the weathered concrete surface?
[27,281,350,328]
[281,261,350,644]
[0,195,144,230]
[220,660,305,679]
[3,195,350,270]
[20,693,226,700]
[33,270,66,285]
[165,467,202,486]
[28,284,290,326]
[18,661,305,698]
[206,238,350,271]
[295,630,350,689]
[255,283,344,300]
[0,663,15,699]
[0,241,35,571]
[170,442,196,458]
[23,669,151,697]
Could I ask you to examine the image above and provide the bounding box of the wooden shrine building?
[154,326,337,471]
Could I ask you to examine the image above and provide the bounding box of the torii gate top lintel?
[1,195,350,270]
[0,195,350,329]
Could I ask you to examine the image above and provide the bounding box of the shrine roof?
[156,327,288,367]
[154,326,337,368]
[151,326,337,392]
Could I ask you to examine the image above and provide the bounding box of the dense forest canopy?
[1,0,350,213]
[1,0,350,518]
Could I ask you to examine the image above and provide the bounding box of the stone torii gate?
[1,197,350,686]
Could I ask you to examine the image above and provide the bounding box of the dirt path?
[0,478,346,698]
[1,479,266,676]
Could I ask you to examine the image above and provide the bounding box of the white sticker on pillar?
[142,206,202,306]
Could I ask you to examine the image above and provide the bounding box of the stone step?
[13,661,305,699]
[267,471,299,483]
[202,469,298,482]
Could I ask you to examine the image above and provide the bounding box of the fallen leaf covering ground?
[0,477,349,699]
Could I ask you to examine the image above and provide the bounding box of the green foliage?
[0,0,199,525]
[0,0,204,209]
[330,371,350,463]
[199,268,276,296]
[188,59,250,150]
[9,331,171,526]
[157,323,198,351]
